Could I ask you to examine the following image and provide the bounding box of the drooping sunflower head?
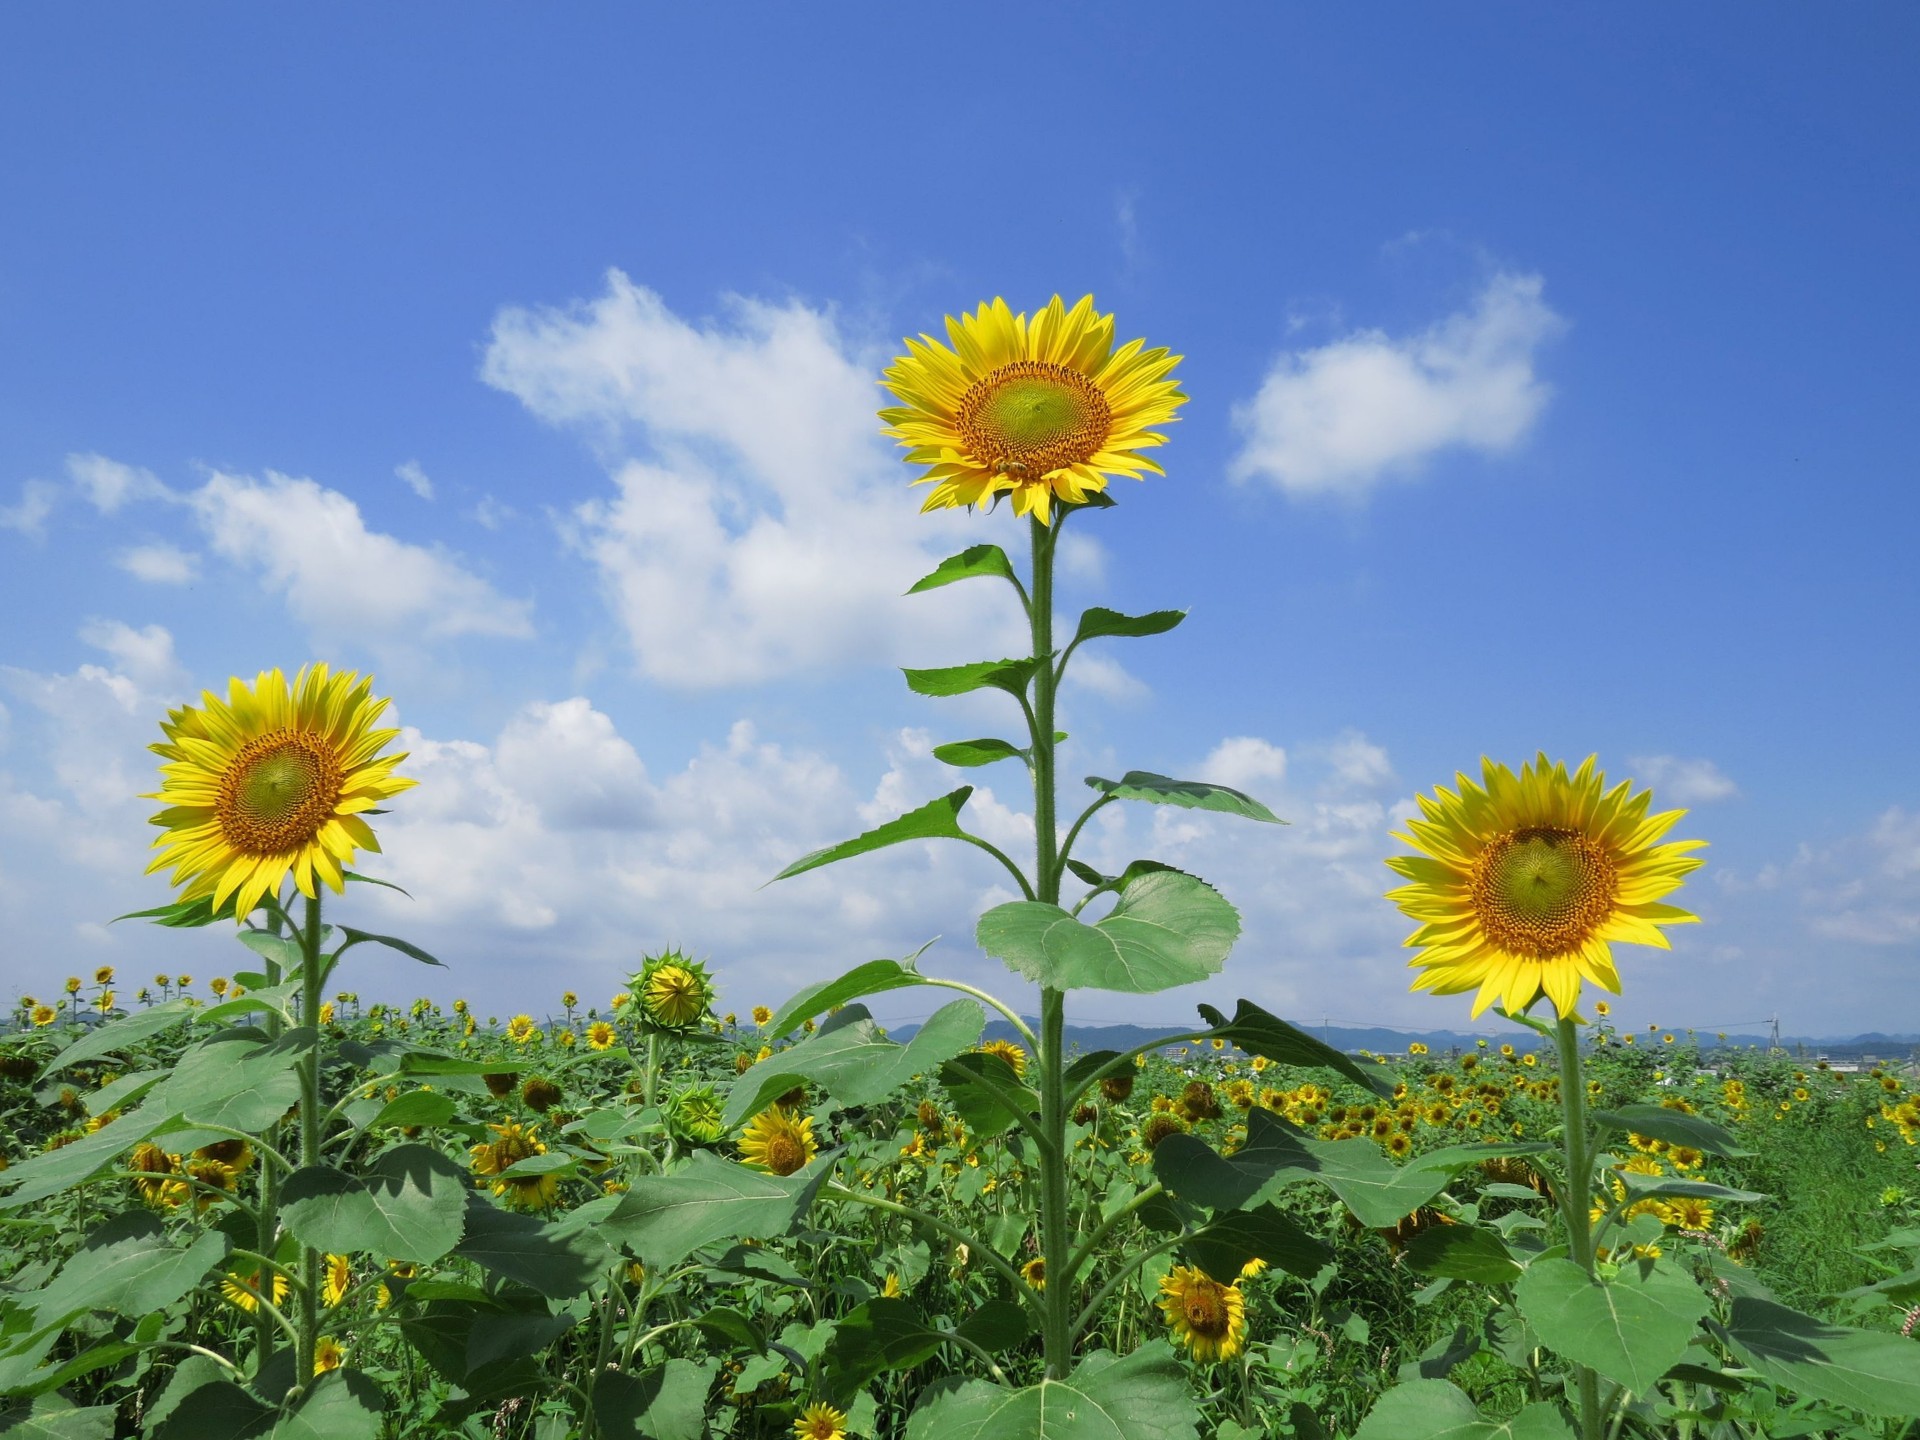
[1386,754,1705,1020]
[880,295,1186,526]
[737,1105,817,1177]
[1157,1265,1248,1363]
[630,950,716,1034]
[144,664,415,921]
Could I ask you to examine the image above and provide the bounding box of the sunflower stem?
[289,891,325,1390]
[253,896,288,1375]
[1554,1014,1604,1440]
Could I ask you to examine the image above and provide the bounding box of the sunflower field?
[2,297,1917,1440]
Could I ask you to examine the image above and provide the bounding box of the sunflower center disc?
[958,361,1112,476]
[765,1136,805,1176]
[1184,1289,1226,1335]
[1471,826,1618,959]
[216,728,343,856]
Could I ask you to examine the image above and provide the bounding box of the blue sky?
[2,6,1916,1037]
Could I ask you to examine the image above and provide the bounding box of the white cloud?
[482,272,1015,688]
[116,542,200,584]
[1229,272,1563,498]
[78,620,186,690]
[0,480,57,539]
[396,460,435,501]
[471,496,513,530]
[1199,736,1288,792]
[1323,731,1393,789]
[67,453,171,513]
[1796,807,1920,946]
[1627,754,1739,805]
[189,470,533,643]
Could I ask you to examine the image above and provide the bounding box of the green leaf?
[30,1210,230,1325]
[592,1359,713,1440]
[1352,1380,1575,1440]
[42,997,198,1076]
[335,928,445,968]
[938,1051,1038,1140]
[763,947,935,1038]
[279,1145,468,1263]
[1183,1204,1333,1284]
[904,1342,1199,1440]
[602,1152,834,1269]
[1069,607,1186,646]
[1084,771,1282,824]
[724,1000,983,1128]
[150,1380,274,1440]
[0,1400,122,1440]
[1403,1224,1525,1284]
[903,659,1038,699]
[111,895,227,928]
[464,1313,574,1372]
[1593,1106,1749,1158]
[1198,999,1395,1096]
[771,790,975,883]
[934,738,1027,768]
[342,871,412,898]
[364,1092,458,1131]
[158,1029,308,1131]
[455,1197,615,1298]
[907,544,1019,595]
[1515,1257,1711,1393]
[1614,1173,1764,1205]
[824,1298,946,1394]
[1714,1295,1920,1418]
[0,1111,172,1211]
[272,1370,385,1440]
[977,869,1239,994]
[236,931,302,973]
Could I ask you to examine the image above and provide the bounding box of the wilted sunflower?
[1157,1266,1248,1363]
[738,1105,817,1177]
[632,950,715,1033]
[469,1119,558,1210]
[879,294,1186,525]
[144,665,413,920]
[1386,754,1705,1019]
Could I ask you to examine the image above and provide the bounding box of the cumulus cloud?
[78,620,186,690]
[67,453,171,513]
[0,480,57,539]
[482,272,1015,688]
[1230,272,1563,499]
[1795,807,1920,947]
[1627,754,1739,805]
[396,460,435,501]
[1199,736,1289,792]
[116,542,199,584]
[189,470,533,644]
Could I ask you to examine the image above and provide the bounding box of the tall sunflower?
[879,295,1186,525]
[1386,754,1705,1020]
[145,665,415,920]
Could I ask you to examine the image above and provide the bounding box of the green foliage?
[1082,771,1281,824]
[1514,1256,1711,1393]
[905,1343,1200,1440]
[724,1000,983,1127]
[977,869,1240,993]
[771,788,976,883]
[1351,1380,1575,1440]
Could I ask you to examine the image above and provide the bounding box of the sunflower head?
[794,1403,848,1440]
[737,1105,817,1177]
[880,295,1186,526]
[1020,1256,1047,1291]
[1386,754,1705,1020]
[144,664,415,921]
[669,1084,727,1146]
[1158,1265,1248,1363]
[630,950,716,1034]
[322,1253,352,1308]
[469,1119,557,1210]
[976,1038,1029,1079]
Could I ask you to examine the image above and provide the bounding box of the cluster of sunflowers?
[126,1136,256,1212]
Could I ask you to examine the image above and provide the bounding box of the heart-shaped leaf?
[977,869,1239,993]
[1515,1257,1710,1393]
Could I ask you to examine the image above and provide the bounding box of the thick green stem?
[254,899,287,1374]
[295,891,324,1388]
[1554,1015,1604,1440]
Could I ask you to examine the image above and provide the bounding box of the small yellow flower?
[30,1004,57,1027]
[221,1266,291,1313]
[323,1253,352,1307]
[312,1336,346,1375]
[209,977,229,997]
[794,1402,848,1440]
[752,1005,774,1026]
[505,1014,538,1044]
[880,1271,902,1298]
[64,977,82,995]
[93,966,115,985]
[561,991,578,1009]
[586,1021,617,1050]
[1021,1256,1047,1291]
[469,1120,557,1210]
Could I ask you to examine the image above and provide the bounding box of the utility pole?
[1769,1014,1782,1054]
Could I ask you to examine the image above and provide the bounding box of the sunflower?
[128,1142,181,1205]
[323,1253,352,1307]
[469,1120,558,1210]
[751,1005,774,1027]
[794,1403,848,1440]
[144,665,415,920]
[977,1038,1029,1078]
[374,1261,418,1309]
[631,950,715,1033]
[737,1105,817,1177]
[312,1336,346,1375]
[505,1014,539,1045]
[586,1020,617,1051]
[879,294,1187,526]
[1020,1256,1047,1291]
[1386,754,1705,1019]
[30,1004,56,1027]
[221,1265,291,1314]
[669,1084,727,1146]
[1158,1266,1248,1363]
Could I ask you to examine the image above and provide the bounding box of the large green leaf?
[272,1370,385,1440]
[771,790,975,883]
[601,1153,833,1269]
[158,1029,309,1132]
[0,1399,122,1440]
[1068,607,1186,646]
[42,998,198,1077]
[1183,1204,1332,1284]
[592,1359,713,1440]
[453,1196,614,1298]
[904,1342,1199,1440]
[1515,1257,1710,1393]
[1352,1381,1574,1440]
[30,1211,229,1325]
[1714,1295,1920,1418]
[279,1145,467,1263]
[0,1111,172,1211]
[1198,1000,1394,1096]
[1084,772,1281,824]
[1403,1224,1525,1284]
[764,947,934,1039]
[1592,1106,1749,1158]
[110,895,228,929]
[724,1000,983,1128]
[977,869,1239,994]
[150,1381,275,1440]
[907,544,1019,595]
[938,1051,1038,1140]
[903,659,1038,700]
